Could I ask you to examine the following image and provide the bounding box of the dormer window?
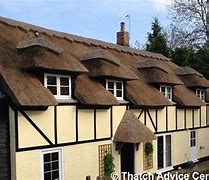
[160,85,172,101]
[106,79,124,100]
[196,88,205,101]
[44,73,71,99]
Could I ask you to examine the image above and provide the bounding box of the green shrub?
[145,142,153,156]
[104,154,115,177]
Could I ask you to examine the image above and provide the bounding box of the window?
[41,148,63,180]
[190,130,196,147]
[44,74,71,99]
[157,134,172,171]
[196,89,205,101]
[160,85,172,101]
[106,80,124,100]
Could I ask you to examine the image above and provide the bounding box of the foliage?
[104,154,115,177]
[145,142,153,156]
[167,0,207,48]
[171,46,209,79]
[146,17,170,57]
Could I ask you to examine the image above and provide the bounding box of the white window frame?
[156,133,173,173]
[44,73,71,99]
[160,85,172,101]
[106,79,124,100]
[196,88,205,101]
[40,147,64,180]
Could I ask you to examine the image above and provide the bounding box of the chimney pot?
[116,22,129,47]
[120,22,125,32]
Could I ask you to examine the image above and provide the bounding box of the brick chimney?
[117,22,129,46]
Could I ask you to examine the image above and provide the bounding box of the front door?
[121,143,135,174]
[190,130,198,162]
[157,134,172,170]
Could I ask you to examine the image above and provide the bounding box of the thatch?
[137,59,168,73]
[177,75,209,88]
[138,68,183,85]
[20,46,88,73]
[74,75,119,106]
[173,85,205,107]
[17,37,64,54]
[113,110,156,143]
[82,59,138,80]
[126,80,172,107]
[175,67,203,77]
[0,65,57,107]
[0,16,170,61]
[0,16,207,107]
[80,49,121,66]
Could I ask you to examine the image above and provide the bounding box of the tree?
[168,0,207,48]
[146,17,170,57]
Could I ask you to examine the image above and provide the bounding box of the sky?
[0,0,171,48]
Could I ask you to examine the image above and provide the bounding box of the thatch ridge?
[137,59,168,73]
[80,49,121,66]
[175,67,203,77]
[113,110,157,143]
[17,37,64,54]
[82,60,139,80]
[20,46,88,73]
[0,16,170,61]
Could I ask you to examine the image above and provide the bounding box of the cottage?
[0,16,209,180]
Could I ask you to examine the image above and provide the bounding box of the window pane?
[60,87,69,95]
[109,90,114,95]
[161,86,165,93]
[44,163,51,172]
[52,161,59,170]
[107,81,114,89]
[167,87,171,93]
[116,82,122,89]
[60,77,69,86]
[116,90,122,97]
[52,170,59,179]
[48,86,57,95]
[190,140,193,147]
[193,139,196,146]
[44,154,50,162]
[47,76,57,85]
[44,172,51,180]
[52,152,58,161]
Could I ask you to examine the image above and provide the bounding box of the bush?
[104,154,115,177]
[145,142,153,156]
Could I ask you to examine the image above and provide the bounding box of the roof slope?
[113,110,156,143]
[0,16,208,107]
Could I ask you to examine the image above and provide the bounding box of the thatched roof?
[137,59,168,73]
[17,37,64,54]
[82,59,138,80]
[0,66,57,107]
[0,16,207,107]
[175,67,203,77]
[113,110,156,143]
[175,67,209,88]
[173,85,205,107]
[80,49,121,66]
[178,75,209,88]
[126,80,172,107]
[20,46,88,73]
[74,75,119,106]
[138,68,183,85]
